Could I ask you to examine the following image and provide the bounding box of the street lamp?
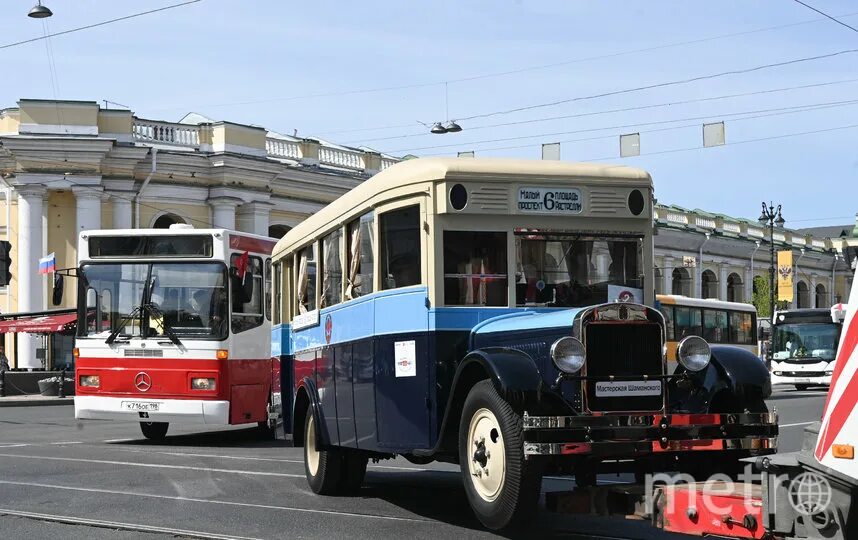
[28,1,53,18]
[758,201,785,322]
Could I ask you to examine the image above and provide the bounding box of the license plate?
[122,401,160,412]
[595,380,662,397]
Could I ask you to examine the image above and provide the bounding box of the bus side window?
[265,258,272,321]
[232,254,264,333]
[296,244,317,313]
[444,231,508,306]
[321,229,343,307]
[703,309,727,343]
[273,260,282,325]
[729,311,754,344]
[283,255,293,322]
[380,205,421,290]
[346,212,374,300]
[675,307,702,338]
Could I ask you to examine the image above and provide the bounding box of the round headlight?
[551,337,585,374]
[677,336,711,372]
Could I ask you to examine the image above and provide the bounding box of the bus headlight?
[677,336,711,372]
[79,375,100,387]
[551,337,585,374]
[191,378,216,390]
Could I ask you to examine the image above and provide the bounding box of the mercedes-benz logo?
[134,372,152,392]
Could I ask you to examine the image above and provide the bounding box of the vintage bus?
[272,158,776,531]
[71,225,279,440]
[770,307,844,390]
[655,295,758,366]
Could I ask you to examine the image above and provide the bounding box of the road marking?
[0,480,429,523]
[46,441,82,445]
[0,453,304,478]
[0,444,27,448]
[0,508,262,540]
[102,438,134,443]
[780,421,816,428]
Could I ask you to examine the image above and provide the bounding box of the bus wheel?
[140,422,168,441]
[303,413,343,495]
[795,384,811,391]
[339,451,368,493]
[459,380,542,531]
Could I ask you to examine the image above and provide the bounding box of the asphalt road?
[0,385,827,540]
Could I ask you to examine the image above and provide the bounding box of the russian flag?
[38,253,56,275]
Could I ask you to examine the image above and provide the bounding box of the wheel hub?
[466,408,506,502]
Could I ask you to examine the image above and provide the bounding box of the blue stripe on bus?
[271,285,576,355]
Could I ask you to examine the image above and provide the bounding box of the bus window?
[729,311,754,345]
[233,255,264,333]
[296,245,317,313]
[380,205,421,290]
[273,261,282,325]
[265,258,272,321]
[443,231,508,306]
[675,306,702,338]
[346,212,374,300]
[703,309,728,343]
[283,255,293,322]
[321,229,343,307]
[659,305,674,340]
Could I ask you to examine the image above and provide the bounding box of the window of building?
[703,309,728,343]
[296,244,317,314]
[674,306,702,338]
[380,205,421,290]
[0,240,12,287]
[321,229,343,307]
[443,231,508,306]
[232,254,264,333]
[346,212,374,300]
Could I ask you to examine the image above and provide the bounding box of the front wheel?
[140,422,168,441]
[458,380,542,531]
[304,413,343,495]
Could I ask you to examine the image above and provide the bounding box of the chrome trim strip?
[524,437,778,456]
[522,411,778,429]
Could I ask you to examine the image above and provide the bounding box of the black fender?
[290,376,329,448]
[414,346,552,458]
[671,345,771,412]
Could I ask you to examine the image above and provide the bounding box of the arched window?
[672,267,691,296]
[152,213,186,229]
[654,265,663,295]
[268,224,292,239]
[815,283,827,308]
[727,272,743,303]
[701,269,718,299]
[795,281,808,308]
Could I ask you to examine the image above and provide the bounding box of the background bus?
[72,225,279,440]
[770,307,843,390]
[655,294,758,366]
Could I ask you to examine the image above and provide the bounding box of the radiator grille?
[584,322,663,412]
[124,349,164,358]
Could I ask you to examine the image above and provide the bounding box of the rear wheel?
[303,413,344,495]
[140,422,168,441]
[459,380,542,531]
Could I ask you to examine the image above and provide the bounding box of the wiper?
[105,305,143,345]
[143,302,183,348]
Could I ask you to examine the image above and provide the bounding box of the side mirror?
[52,274,64,306]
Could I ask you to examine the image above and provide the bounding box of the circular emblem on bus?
[324,314,332,344]
[134,372,152,392]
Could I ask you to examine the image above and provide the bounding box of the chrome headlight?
[677,336,711,372]
[551,336,585,374]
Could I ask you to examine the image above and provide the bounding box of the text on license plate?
[595,380,662,397]
[122,401,160,412]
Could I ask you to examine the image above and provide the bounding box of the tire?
[257,421,275,440]
[458,380,542,531]
[339,451,368,493]
[303,412,343,495]
[140,422,169,441]
[795,384,811,391]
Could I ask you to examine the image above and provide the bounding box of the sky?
[0,0,856,228]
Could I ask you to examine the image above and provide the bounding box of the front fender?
[671,345,771,412]
[461,347,544,405]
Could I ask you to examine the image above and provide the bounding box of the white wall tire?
[303,412,343,495]
[458,380,542,531]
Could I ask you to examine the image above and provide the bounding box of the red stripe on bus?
[229,234,276,254]
[815,315,858,460]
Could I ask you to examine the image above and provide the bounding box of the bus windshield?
[79,262,228,340]
[514,232,643,308]
[772,323,840,361]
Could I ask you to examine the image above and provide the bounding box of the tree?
[752,275,771,317]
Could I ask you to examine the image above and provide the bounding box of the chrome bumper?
[522,411,778,457]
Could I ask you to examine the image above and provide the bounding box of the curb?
[0,397,74,408]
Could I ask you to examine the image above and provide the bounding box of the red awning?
[0,312,77,334]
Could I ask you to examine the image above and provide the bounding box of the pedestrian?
[0,343,10,372]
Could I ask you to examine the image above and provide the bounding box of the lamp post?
[758,202,785,322]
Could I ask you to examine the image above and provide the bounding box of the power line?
[0,1,203,51]
[792,0,858,33]
[452,48,858,123]
[388,98,858,154]
[345,78,858,145]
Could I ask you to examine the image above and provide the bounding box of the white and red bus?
[72,225,279,440]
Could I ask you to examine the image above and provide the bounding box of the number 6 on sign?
[394,340,416,377]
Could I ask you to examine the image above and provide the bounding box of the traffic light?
[0,241,12,286]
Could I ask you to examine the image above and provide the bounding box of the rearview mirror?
[51,274,64,306]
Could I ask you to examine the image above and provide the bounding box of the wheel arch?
[291,377,326,448]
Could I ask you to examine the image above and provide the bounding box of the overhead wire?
[791,0,858,33]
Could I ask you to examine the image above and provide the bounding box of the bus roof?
[273,157,652,257]
[656,294,756,312]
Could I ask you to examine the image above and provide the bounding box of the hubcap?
[305,415,320,477]
[466,407,506,502]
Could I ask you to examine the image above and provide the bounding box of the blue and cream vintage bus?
[271,158,777,531]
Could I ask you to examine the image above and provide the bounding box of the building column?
[236,201,272,236]
[17,185,46,369]
[73,186,103,233]
[744,266,754,304]
[109,193,133,229]
[208,197,242,230]
[662,256,673,296]
[719,264,729,301]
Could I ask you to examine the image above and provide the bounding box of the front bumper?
[75,395,229,424]
[522,412,778,457]
[771,360,832,386]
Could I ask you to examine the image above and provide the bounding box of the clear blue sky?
[1,0,856,228]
